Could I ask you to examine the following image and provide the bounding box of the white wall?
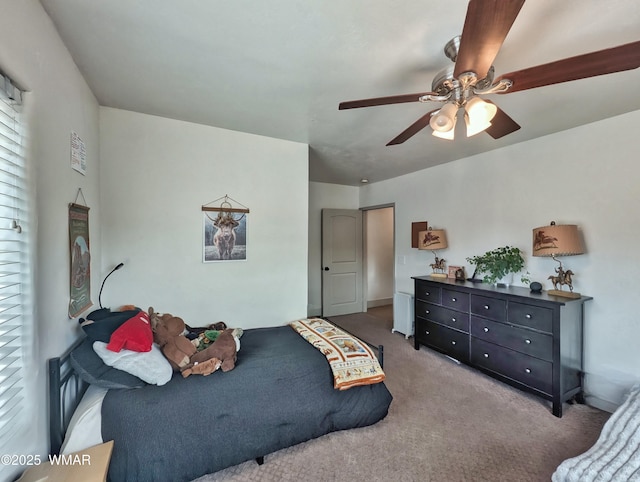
[307,182,359,316]
[359,110,640,411]
[99,108,308,328]
[365,207,394,305]
[0,0,101,476]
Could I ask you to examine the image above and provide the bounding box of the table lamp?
[532,221,585,298]
[419,228,448,278]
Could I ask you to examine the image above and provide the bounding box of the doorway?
[321,205,394,317]
[363,206,395,317]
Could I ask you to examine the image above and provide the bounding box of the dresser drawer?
[415,301,469,333]
[441,289,470,311]
[415,281,441,303]
[470,295,507,322]
[470,316,553,362]
[471,338,552,394]
[508,302,553,333]
[416,319,469,363]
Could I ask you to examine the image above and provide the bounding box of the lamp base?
[547,289,581,299]
[429,273,447,278]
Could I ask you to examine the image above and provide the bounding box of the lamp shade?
[432,121,456,140]
[464,97,497,137]
[532,223,584,257]
[430,103,458,133]
[418,229,448,250]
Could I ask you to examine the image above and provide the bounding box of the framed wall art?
[69,194,92,317]
[202,195,249,262]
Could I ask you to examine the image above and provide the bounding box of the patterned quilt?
[290,318,385,390]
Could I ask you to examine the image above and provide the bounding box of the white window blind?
[0,72,26,449]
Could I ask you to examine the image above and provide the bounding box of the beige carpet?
[193,307,609,482]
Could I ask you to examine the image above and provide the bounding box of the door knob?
[324,267,329,271]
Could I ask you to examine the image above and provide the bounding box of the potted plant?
[466,246,530,286]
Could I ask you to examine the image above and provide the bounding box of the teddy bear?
[149,307,197,371]
[189,328,242,372]
[181,357,222,378]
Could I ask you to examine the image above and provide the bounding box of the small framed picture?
[448,266,462,279]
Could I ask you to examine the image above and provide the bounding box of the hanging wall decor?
[69,189,92,317]
[70,131,87,175]
[202,195,249,262]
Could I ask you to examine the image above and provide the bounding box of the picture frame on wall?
[69,202,92,317]
[411,221,427,248]
[202,195,250,262]
[203,211,247,262]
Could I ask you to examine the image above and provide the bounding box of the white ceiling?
[39,0,640,186]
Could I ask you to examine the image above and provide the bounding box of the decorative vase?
[495,273,514,287]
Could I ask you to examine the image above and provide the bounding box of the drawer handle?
[425,291,430,296]
[425,331,430,335]
[425,310,430,314]
[451,341,456,345]
[526,314,532,319]
[483,353,489,358]
[483,327,489,333]
[451,297,457,302]
[525,368,531,374]
[451,317,456,322]
[525,339,531,344]
[484,305,490,310]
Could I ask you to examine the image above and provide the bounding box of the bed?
[552,384,640,481]
[49,319,392,482]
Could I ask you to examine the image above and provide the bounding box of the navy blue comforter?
[102,325,392,482]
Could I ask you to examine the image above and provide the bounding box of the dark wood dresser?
[412,276,592,417]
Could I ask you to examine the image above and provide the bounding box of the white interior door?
[322,209,363,316]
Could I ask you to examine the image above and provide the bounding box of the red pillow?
[106,311,153,353]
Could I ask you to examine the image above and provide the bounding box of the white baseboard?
[585,395,617,414]
[367,298,392,308]
[583,371,640,413]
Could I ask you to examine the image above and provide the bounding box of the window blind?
[0,72,25,449]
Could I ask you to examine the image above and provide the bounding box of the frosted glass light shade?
[465,97,497,137]
[432,121,456,140]
[430,103,458,133]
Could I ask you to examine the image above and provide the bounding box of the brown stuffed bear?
[181,357,222,378]
[189,328,239,372]
[149,307,196,371]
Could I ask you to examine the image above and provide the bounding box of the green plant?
[466,246,530,285]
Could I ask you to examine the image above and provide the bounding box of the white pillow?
[61,384,107,454]
[93,342,172,386]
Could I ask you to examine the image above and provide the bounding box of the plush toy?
[185,321,228,341]
[191,329,222,352]
[149,307,197,371]
[189,328,241,372]
[181,357,222,378]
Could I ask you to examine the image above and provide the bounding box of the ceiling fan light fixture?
[432,116,457,140]
[429,102,458,133]
[464,97,497,136]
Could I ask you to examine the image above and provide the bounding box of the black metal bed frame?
[47,337,87,456]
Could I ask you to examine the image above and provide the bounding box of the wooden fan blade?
[454,0,525,80]
[495,40,640,93]
[483,102,521,139]
[339,92,436,110]
[386,109,440,146]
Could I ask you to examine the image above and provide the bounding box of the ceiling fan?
[338,0,640,145]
